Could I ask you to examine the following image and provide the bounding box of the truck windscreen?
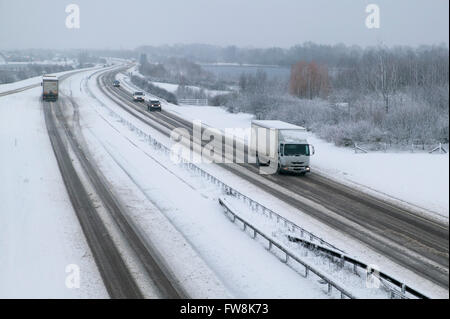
[284,144,310,156]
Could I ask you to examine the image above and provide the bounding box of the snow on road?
[0,86,107,298]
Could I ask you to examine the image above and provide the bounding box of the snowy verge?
[0,86,107,298]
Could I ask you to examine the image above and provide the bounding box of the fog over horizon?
[0,0,448,51]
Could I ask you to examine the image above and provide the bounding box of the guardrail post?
[304,266,309,278]
[328,283,332,294]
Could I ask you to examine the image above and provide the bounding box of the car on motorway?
[132,91,145,102]
[113,80,120,87]
[147,99,162,112]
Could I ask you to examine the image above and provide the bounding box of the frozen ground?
[119,70,449,219]
[0,86,107,298]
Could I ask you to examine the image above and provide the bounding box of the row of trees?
[136,43,448,146]
[213,45,448,146]
[333,46,449,113]
[138,53,215,88]
[137,42,448,69]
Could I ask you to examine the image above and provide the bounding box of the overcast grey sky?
[0,0,448,50]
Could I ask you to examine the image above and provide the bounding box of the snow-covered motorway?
[0,65,448,298]
[99,66,448,292]
[0,66,334,298]
[44,89,184,297]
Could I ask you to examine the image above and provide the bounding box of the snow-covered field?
[0,87,106,298]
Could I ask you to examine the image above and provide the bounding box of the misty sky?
[0,0,448,50]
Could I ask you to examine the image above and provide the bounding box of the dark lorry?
[42,75,59,101]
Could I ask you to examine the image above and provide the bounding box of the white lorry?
[42,75,59,101]
[251,120,314,175]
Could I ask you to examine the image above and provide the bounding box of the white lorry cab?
[42,75,59,101]
[251,120,314,175]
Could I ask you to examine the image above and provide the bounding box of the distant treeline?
[136,42,449,68]
[0,64,73,84]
